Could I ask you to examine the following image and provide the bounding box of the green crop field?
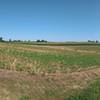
[0,42,100,100]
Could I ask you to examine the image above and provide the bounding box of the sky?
[0,0,100,41]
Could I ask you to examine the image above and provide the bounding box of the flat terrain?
[0,42,100,100]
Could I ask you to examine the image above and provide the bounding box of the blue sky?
[0,0,100,41]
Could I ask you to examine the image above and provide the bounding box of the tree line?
[88,40,99,43]
[0,37,48,43]
[0,36,99,43]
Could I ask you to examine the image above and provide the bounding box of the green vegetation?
[67,79,100,100]
[0,43,100,74]
[20,96,31,100]
[0,42,100,100]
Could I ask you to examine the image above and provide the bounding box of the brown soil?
[0,67,100,88]
[0,68,100,100]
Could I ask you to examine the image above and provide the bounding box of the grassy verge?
[67,79,100,100]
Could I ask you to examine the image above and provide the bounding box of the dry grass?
[0,67,100,100]
[0,42,100,100]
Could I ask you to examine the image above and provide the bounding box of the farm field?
[0,42,100,100]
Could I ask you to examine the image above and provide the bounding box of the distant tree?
[88,40,95,43]
[28,40,31,42]
[9,39,12,42]
[44,40,47,43]
[36,40,47,42]
[45,40,47,43]
[0,37,3,42]
[13,40,17,42]
[41,40,45,42]
[88,40,91,42]
[17,40,21,42]
[96,40,99,43]
[40,40,47,42]
[36,40,41,42]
